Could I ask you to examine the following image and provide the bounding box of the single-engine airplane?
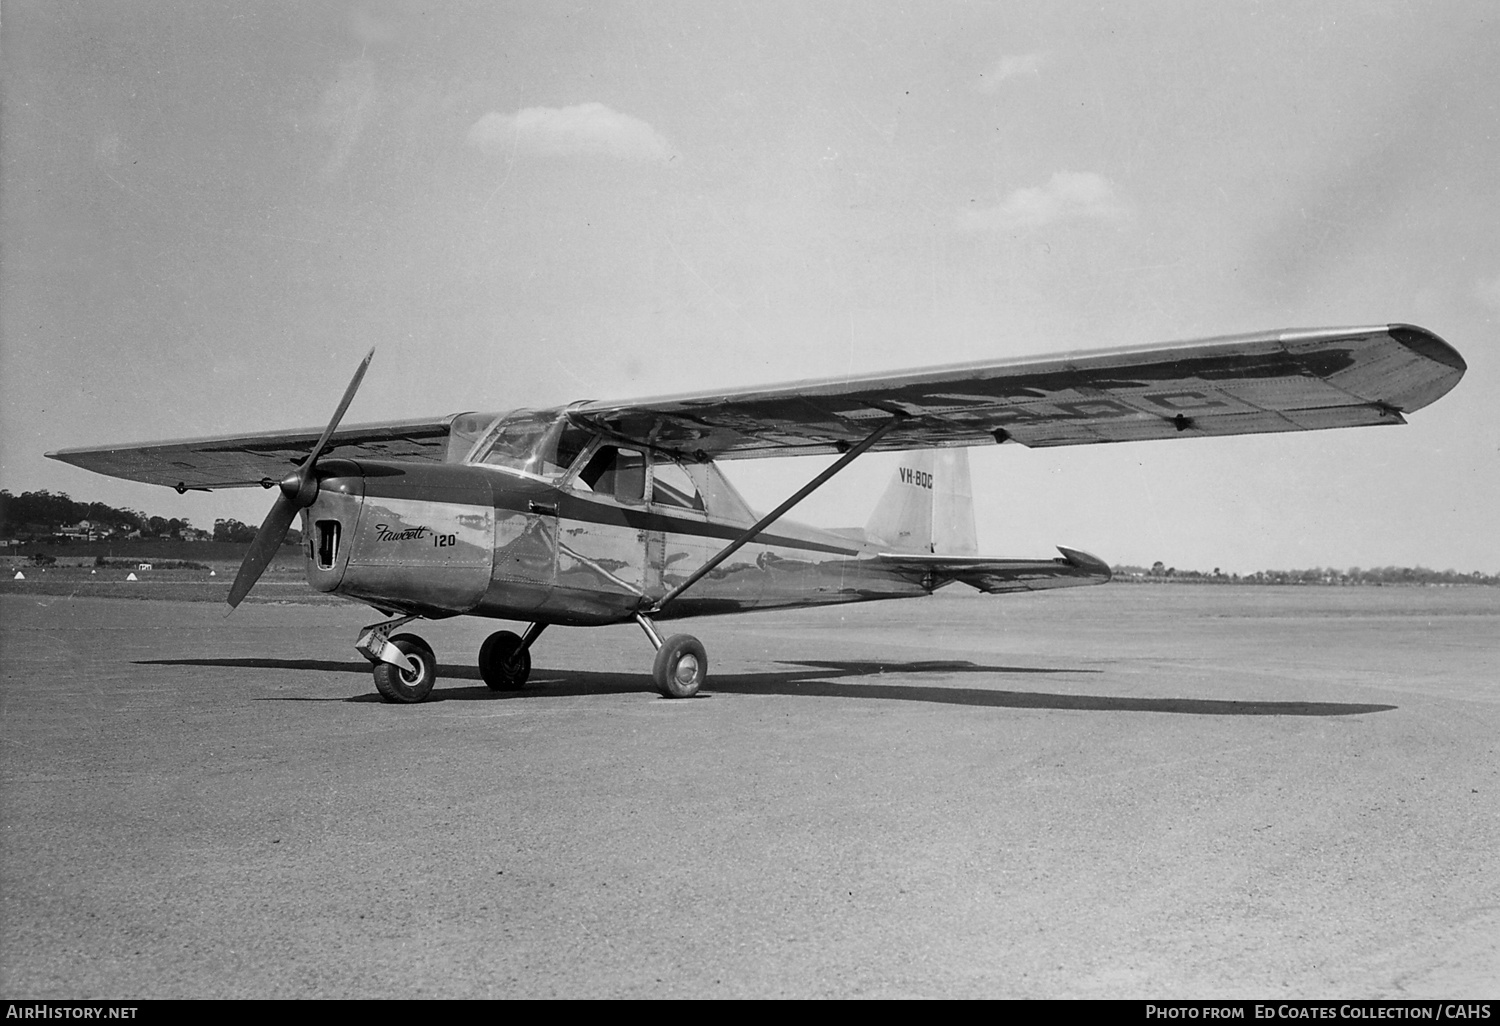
[49,324,1465,702]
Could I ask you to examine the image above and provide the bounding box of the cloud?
[467,103,674,163]
[957,172,1130,232]
[975,52,1046,94]
[316,58,378,180]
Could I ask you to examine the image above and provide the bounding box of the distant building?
[61,520,95,540]
[59,520,126,541]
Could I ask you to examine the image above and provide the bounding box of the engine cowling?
[304,460,496,617]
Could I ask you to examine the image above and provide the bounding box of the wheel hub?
[674,654,699,685]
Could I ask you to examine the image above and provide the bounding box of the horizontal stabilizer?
[875,546,1111,594]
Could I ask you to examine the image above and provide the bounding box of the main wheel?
[653,634,707,698]
[479,630,530,691]
[372,634,437,703]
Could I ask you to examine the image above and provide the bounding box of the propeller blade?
[226,348,375,610]
[302,347,375,484]
[227,493,300,609]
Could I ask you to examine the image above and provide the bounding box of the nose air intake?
[315,520,341,569]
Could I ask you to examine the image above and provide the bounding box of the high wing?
[574,324,1465,459]
[46,324,1464,490]
[875,547,1113,594]
[47,416,460,491]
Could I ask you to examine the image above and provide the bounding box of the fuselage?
[303,457,931,625]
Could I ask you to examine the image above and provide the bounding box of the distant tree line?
[1,489,174,538]
[208,518,262,543]
[1,490,298,545]
[1112,562,1498,586]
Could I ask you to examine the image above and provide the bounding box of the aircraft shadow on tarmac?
[135,656,1396,717]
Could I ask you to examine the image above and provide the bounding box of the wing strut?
[650,415,906,613]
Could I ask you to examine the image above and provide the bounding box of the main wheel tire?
[372,634,437,704]
[479,630,530,691]
[653,634,707,698]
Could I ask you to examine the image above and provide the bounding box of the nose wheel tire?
[372,634,437,703]
[653,634,707,698]
[479,630,531,691]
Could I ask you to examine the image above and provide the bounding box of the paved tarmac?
[1,585,1496,998]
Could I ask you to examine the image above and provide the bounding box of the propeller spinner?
[227,349,375,609]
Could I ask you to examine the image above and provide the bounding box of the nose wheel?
[371,633,437,704]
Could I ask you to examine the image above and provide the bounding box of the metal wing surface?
[573,324,1465,459]
[47,416,458,490]
[876,547,1113,594]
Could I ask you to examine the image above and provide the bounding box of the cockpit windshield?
[467,409,590,480]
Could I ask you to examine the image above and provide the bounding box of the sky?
[2,0,1496,574]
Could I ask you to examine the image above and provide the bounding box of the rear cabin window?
[650,460,705,511]
[576,446,646,504]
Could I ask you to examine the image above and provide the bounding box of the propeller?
[227,348,375,609]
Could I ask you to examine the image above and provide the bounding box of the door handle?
[528,501,557,516]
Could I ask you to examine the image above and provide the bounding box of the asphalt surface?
[1,585,1496,998]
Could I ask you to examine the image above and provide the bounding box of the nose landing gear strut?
[356,616,437,704]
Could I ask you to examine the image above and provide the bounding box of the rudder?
[865,449,978,555]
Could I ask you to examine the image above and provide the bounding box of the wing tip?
[1387,323,1467,374]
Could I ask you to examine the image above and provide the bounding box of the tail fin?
[865,449,979,555]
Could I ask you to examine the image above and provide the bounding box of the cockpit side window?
[469,409,580,481]
[577,446,646,505]
[556,424,591,473]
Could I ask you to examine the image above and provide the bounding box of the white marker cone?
[126,572,138,581]
[13,571,24,580]
[209,570,217,576]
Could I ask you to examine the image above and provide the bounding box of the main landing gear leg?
[479,622,546,691]
[356,615,438,704]
[632,416,902,701]
[636,613,706,699]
